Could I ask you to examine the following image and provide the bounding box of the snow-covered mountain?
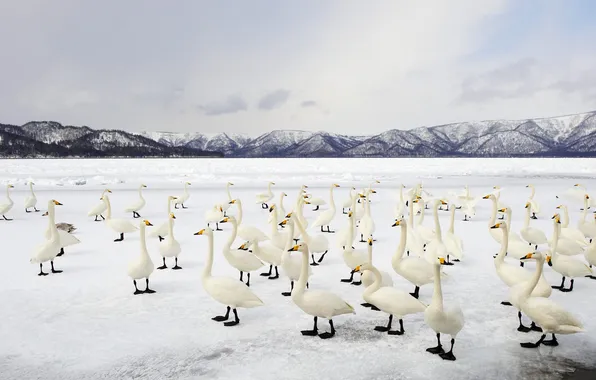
[2,111,596,157]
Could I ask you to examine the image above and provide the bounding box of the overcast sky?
[1,0,595,136]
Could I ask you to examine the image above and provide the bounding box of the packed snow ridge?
[2,111,596,158]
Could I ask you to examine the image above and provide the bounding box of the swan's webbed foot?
[181,204,187,209]
[313,206,319,211]
[114,233,124,242]
[453,259,460,262]
[374,315,392,332]
[310,254,319,266]
[301,316,319,336]
[215,222,222,231]
[57,248,64,257]
[317,251,327,263]
[158,236,164,242]
[541,334,558,346]
[133,280,143,295]
[223,308,240,326]
[50,261,62,274]
[94,215,100,221]
[530,322,542,332]
[260,265,273,277]
[245,273,251,287]
[361,302,374,308]
[371,305,380,311]
[501,301,512,306]
[586,275,596,280]
[388,319,405,335]
[3,215,13,221]
[521,334,546,348]
[38,263,48,276]
[318,319,335,339]
[172,257,182,270]
[410,286,420,299]
[144,278,156,294]
[559,279,574,292]
[427,333,444,354]
[282,281,293,296]
[351,280,362,286]
[268,266,279,280]
[517,324,531,333]
[157,257,167,270]
[212,306,230,322]
[341,270,355,283]
[174,203,179,209]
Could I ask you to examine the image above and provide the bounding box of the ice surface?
[0,158,595,380]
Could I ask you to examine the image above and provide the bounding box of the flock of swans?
[3,179,595,362]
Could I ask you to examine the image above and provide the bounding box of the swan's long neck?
[506,209,512,228]
[6,186,12,203]
[529,186,535,199]
[225,219,238,250]
[167,197,172,214]
[236,201,243,224]
[551,222,561,263]
[496,225,509,264]
[270,209,278,235]
[364,193,371,217]
[48,202,58,240]
[582,198,589,222]
[267,182,273,196]
[433,202,443,241]
[522,255,544,299]
[184,183,189,195]
[203,232,214,279]
[488,196,497,227]
[346,215,355,246]
[140,224,149,259]
[293,247,309,299]
[284,220,295,249]
[561,206,570,228]
[523,207,531,228]
[417,202,425,225]
[226,183,233,201]
[367,241,373,264]
[168,216,175,239]
[29,182,34,195]
[104,196,112,220]
[408,196,414,226]
[392,221,407,266]
[431,263,444,312]
[363,265,383,298]
[448,206,455,234]
[295,216,310,241]
[329,186,336,210]
[138,186,145,200]
[399,185,404,203]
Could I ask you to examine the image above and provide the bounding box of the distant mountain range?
[2,110,596,158]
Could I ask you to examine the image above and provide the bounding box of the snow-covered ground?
[1,158,595,380]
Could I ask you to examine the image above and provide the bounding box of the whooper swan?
[88,189,112,221]
[0,184,14,220]
[311,184,340,233]
[127,220,156,295]
[173,181,191,209]
[256,181,275,209]
[30,200,63,275]
[157,213,182,270]
[24,181,39,213]
[124,184,147,218]
[102,194,138,242]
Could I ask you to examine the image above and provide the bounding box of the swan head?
[551,214,561,224]
[169,213,176,219]
[392,218,405,227]
[42,211,48,216]
[279,219,288,226]
[106,189,112,193]
[353,263,372,273]
[141,184,147,188]
[185,182,191,185]
[493,185,500,189]
[546,255,553,266]
[521,252,543,262]
[288,242,308,253]
[490,222,507,229]
[347,211,353,218]
[585,194,590,200]
[270,182,276,186]
[229,199,238,205]
[285,212,293,218]
[220,216,235,224]
[498,207,507,213]
[304,201,311,205]
[524,202,531,209]
[370,189,377,194]
[482,194,492,199]
[555,205,562,209]
[282,192,287,197]
[7,184,14,189]
[237,242,249,250]
[333,184,340,188]
[228,182,234,186]
[52,200,63,206]
[367,237,373,246]
[194,228,213,236]
[29,181,35,185]
[437,257,446,265]
[143,220,153,226]
[269,205,276,212]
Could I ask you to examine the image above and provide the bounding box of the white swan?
[361,237,393,289]
[391,218,438,299]
[520,202,547,248]
[295,213,329,265]
[578,195,596,241]
[311,184,340,233]
[584,239,596,278]
[256,181,275,209]
[526,184,540,219]
[405,193,424,258]
[549,212,585,257]
[287,195,309,242]
[230,199,269,242]
[305,190,327,211]
[336,194,357,250]
[24,181,39,213]
[44,205,81,257]
[88,189,112,221]
[556,204,587,246]
[157,213,182,270]
[148,195,176,241]
[220,182,234,216]
[205,204,224,231]
[424,199,449,265]
[355,260,425,335]
[342,187,356,214]
[268,192,288,225]
[219,216,264,286]
[249,238,282,280]
[394,184,406,220]
[496,207,534,262]
[173,181,191,209]
[357,190,376,242]
[424,257,465,361]
[280,215,312,296]
[517,252,584,348]
[194,227,264,326]
[0,184,14,220]
[268,205,289,250]
[102,194,138,242]
[289,242,355,339]
[413,199,435,244]
[443,204,463,262]
[30,200,63,276]
[492,186,507,220]
[124,184,147,218]
[341,211,368,285]
[547,215,592,292]
[127,220,156,295]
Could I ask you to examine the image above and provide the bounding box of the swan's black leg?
[133,280,143,295]
[351,272,362,286]
[294,239,299,244]
[552,276,566,289]
[174,203,179,209]
[530,322,543,332]
[517,311,531,333]
[327,226,335,233]
[310,254,319,266]
[239,271,243,281]
[439,339,457,361]
[3,215,12,221]
[313,205,319,211]
[38,263,48,276]
[541,333,559,346]
[301,316,318,336]
[212,306,230,322]
[410,286,420,299]
[374,314,392,332]
[144,278,156,294]
[172,257,182,270]
[114,233,124,242]
[560,279,574,292]
[245,273,251,287]
[158,236,164,242]
[25,208,30,213]
[282,281,293,296]
[216,222,222,231]
[35,207,40,212]
[388,319,405,335]
[426,333,444,354]
[50,261,62,274]
[586,274,596,280]
[182,203,187,209]
[360,234,365,243]
[341,270,355,283]
[521,334,546,348]
[520,261,525,267]
[321,226,324,233]
[317,250,328,263]
[157,257,167,270]
[319,319,335,339]
[261,264,273,277]
[100,214,105,220]
[223,308,240,326]
[269,266,279,280]
[94,215,99,221]
[57,248,65,257]
[343,208,347,214]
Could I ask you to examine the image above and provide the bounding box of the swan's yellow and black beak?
[524,202,531,208]
[219,206,223,212]
[348,211,353,217]
[498,208,507,213]
[490,223,501,229]
[482,194,490,199]
[521,253,533,260]
[371,190,377,194]
[334,184,340,188]
[42,211,48,216]
[186,182,191,185]
[546,255,552,266]
[171,196,178,200]
[107,189,112,193]
[288,245,299,252]
[439,257,446,265]
[229,199,237,204]
[555,205,562,209]
[170,213,176,219]
[142,184,147,188]
[440,200,448,205]
[305,201,311,205]
[8,184,14,188]
[144,220,153,226]
[586,195,591,200]
[53,200,63,206]
[269,205,275,212]
[238,242,248,250]
[220,217,230,224]
[279,219,288,226]
[194,229,206,235]
[358,193,366,198]
[354,265,362,272]
[368,238,373,245]
[285,212,293,218]
[392,220,401,227]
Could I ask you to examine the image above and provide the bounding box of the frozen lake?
[0,158,595,380]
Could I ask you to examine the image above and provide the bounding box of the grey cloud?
[258,89,290,110]
[301,100,318,107]
[198,95,248,116]
[548,74,596,101]
[459,58,541,103]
